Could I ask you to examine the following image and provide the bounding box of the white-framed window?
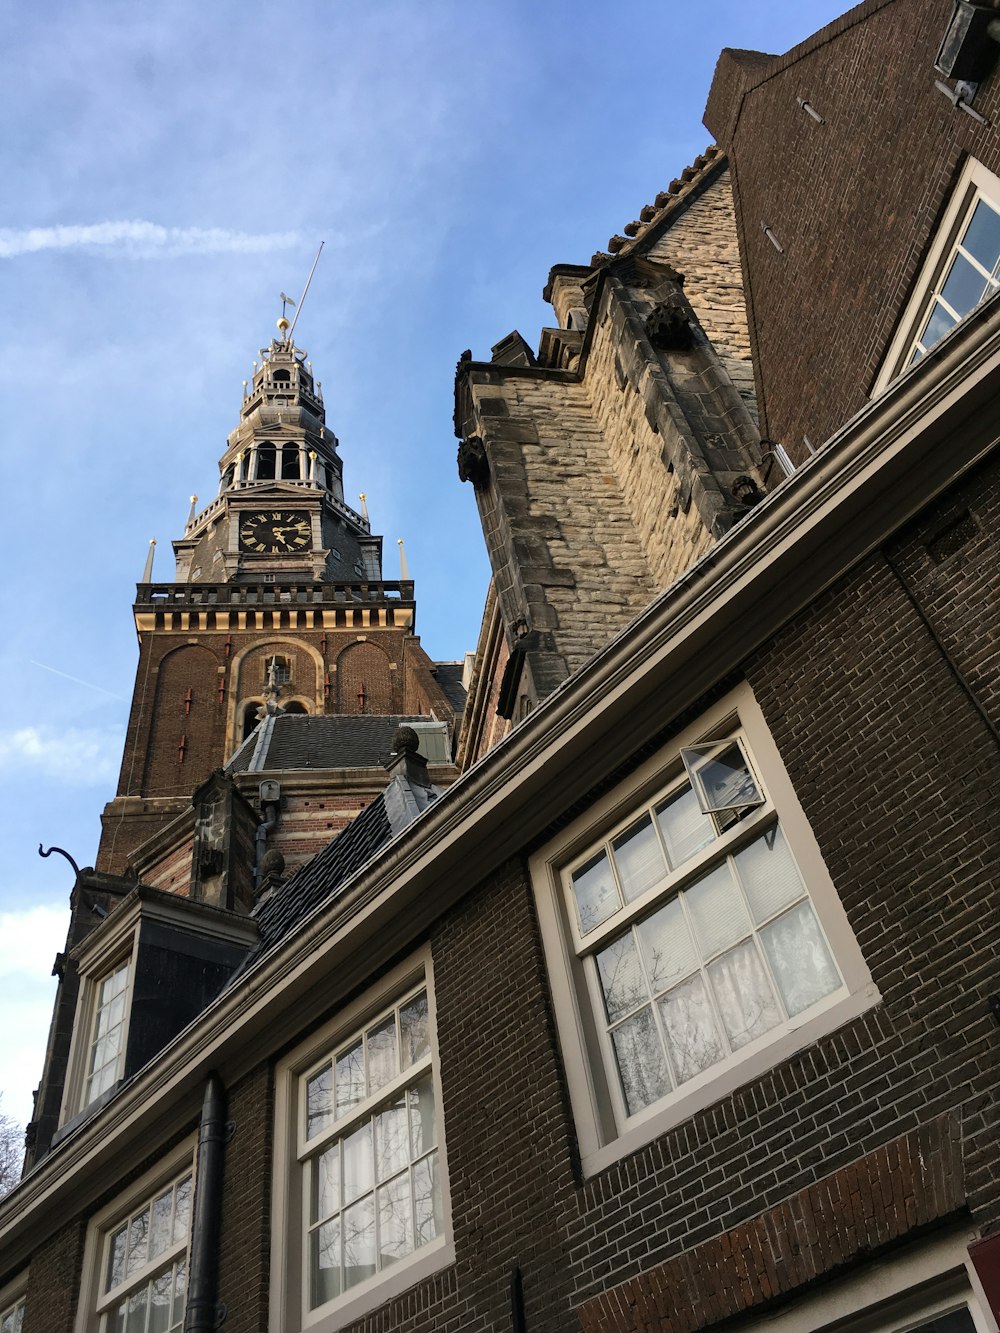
[74,1143,195,1333]
[0,1276,27,1333]
[531,682,880,1177]
[271,950,453,1332]
[875,157,1000,391]
[62,948,134,1123]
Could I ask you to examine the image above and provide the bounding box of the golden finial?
[277,316,291,336]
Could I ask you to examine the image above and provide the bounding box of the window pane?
[148,1188,173,1259]
[658,974,726,1084]
[908,1310,977,1333]
[170,1258,187,1328]
[962,198,1000,273]
[611,815,667,902]
[761,901,841,1017]
[106,1304,127,1333]
[571,850,619,935]
[413,1151,442,1247]
[686,863,751,959]
[655,786,715,867]
[636,896,698,994]
[374,1097,409,1183]
[408,1072,437,1158]
[306,1064,333,1137]
[366,1014,398,1096]
[126,1208,150,1276]
[342,1196,376,1290]
[735,827,804,924]
[377,1173,413,1267]
[124,1287,148,1333]
[148,1270,173,1333]
[172,1176,191,1244]
[311,1144,340,1224]
[918,299,956,351]
[611,1006,671,1114]
[335,1040,365,1118]
[107,1224,127,1291]
[688,743,762,813]
[342,1122,373,1205]
[310,1218,341,1309]
[940,250,989,318]
[399,992,430,1068]
[708,939,782,1050]
[596,931,649,1023]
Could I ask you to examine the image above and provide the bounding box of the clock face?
[239,511,311,554]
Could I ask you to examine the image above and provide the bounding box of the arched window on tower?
[272,368,290,385]
[242,702,262,741]
[220,463,235,493]
[257,445,276,480]
[281,444,301,480]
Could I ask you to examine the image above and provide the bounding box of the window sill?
[300,1240,455,1333]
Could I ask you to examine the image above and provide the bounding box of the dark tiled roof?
[432,662,468,714]
[243,792,393,965]
[227,714,435,774]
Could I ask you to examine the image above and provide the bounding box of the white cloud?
[0,725,121,785]
[0,220,301,259]
[0,904,67,1127]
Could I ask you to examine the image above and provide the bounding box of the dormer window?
[60,888,258,1133]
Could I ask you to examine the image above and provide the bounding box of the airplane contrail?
[28,660,127,701]
[0,221,301,259]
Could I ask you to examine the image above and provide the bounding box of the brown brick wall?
[18,1219,86,1333]
[337,640,397,714]
[578,1117,965,1332]
[142,643,223,797]
[707,0,1000,459]
[217,1065,274,1333]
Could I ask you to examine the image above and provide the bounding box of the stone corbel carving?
[731,474,766,516]
[646,299,694,351]
[457,435,490,489]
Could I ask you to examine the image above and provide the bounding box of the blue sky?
[0,0,846,1130]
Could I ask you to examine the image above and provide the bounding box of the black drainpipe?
[186,1073,228,1331]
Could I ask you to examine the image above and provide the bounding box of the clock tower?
[96,326,457,875]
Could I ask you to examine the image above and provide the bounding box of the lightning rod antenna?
[287,242,325,341]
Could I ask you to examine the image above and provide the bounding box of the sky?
[0,0,847,1133]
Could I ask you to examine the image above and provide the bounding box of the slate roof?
[241,791,393,968]
[227,713,439,773]
[432,662,468,715]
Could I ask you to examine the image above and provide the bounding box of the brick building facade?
[3,3,1000,1332]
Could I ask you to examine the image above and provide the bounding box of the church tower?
[97,321,456,875]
